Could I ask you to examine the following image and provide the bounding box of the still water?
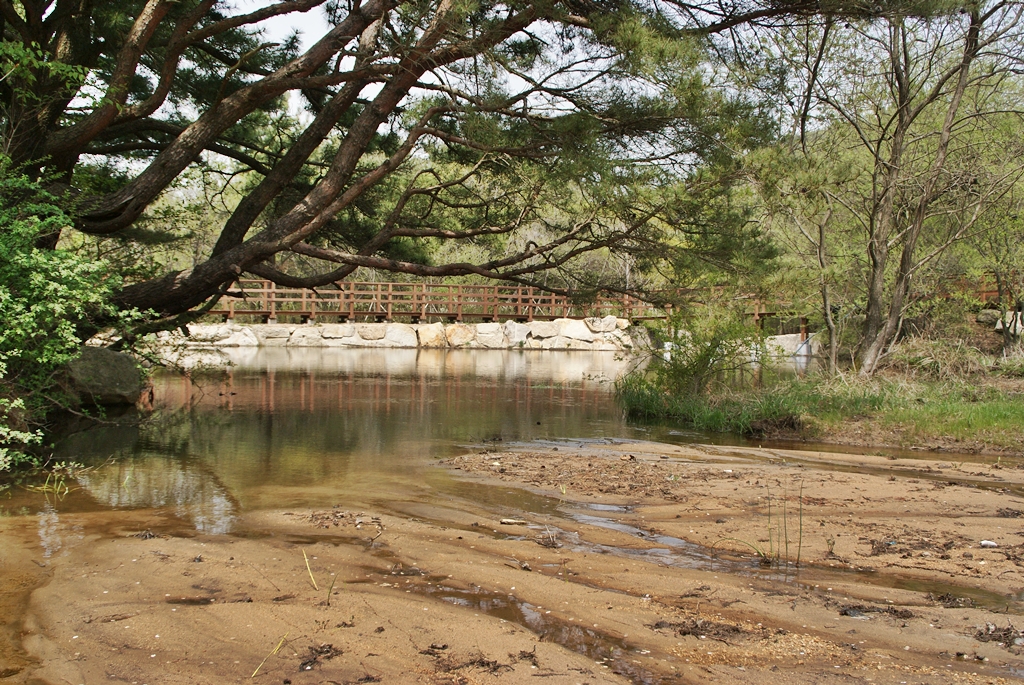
[10,349,650,534]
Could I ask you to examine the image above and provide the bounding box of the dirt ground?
[6,441,1024,684]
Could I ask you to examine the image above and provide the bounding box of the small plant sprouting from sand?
[712,479,805,569]
[325,573,339,606]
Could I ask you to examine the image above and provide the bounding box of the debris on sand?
[975,621,1024,648]
[298,643,342,671]
[838,603,914,619]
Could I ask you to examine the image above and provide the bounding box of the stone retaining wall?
[158,316,639,351]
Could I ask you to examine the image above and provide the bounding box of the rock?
[186,324,233,342]
[220,328,260,347]
[250,325,294,345]
[503,320,530,346]
[476,322,506,348]
[977,309,1002,325]
[536,335,572,349]
[416,323,447,347]
[288,327,325,346]
[528,321,560,339]
[445,323,476,347]
[559,318,596,342]
[356,323,387,340]
[321,324,355,339]
[995,312,1024,335]
[384,323,418,347]
[255,324,293,338]
[585,315,618,333]
[604,329,634,350]
[67,347,143,406]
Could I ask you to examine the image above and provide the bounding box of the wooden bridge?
[207,279,667,324]
[204,279,807,334]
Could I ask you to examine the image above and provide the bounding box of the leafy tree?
[0,0,940,330]
[751,4,1024,374]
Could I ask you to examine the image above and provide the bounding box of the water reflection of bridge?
[161,349,630,417]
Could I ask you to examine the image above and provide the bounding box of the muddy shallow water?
[3,349,1024,685]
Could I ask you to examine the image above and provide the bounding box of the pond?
[5,349,651,531]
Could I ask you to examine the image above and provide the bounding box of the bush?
[0,160,128,471]
[647,308,768,397]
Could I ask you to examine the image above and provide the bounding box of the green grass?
[617,372,904,434]
[881,395,1024,448]
[616,370,1024,450]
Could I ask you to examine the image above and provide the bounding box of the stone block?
[584,315,618,333]
[385,324,418,347]
[476,322,506,348]
[321,323,355,338]
[416,323,447,347]
[253,325,293,339]
[503,320,530,346]
[356,323,387,340]
[288,327,326,346]
[186,324,233,342]
[220,328,260,347]
[528,321,560,338]
[559,318,596,342]
[541,335,571,349]
[446,323,476,347]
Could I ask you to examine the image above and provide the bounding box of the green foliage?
[644,307,768,397]
[0,160,133,470]
[0,398,41,472]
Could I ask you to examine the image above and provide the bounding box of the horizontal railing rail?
[204,280,670,323]
[201,280,809,334]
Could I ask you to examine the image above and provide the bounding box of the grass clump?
[617,370,906,436]
[618,365,1024,449]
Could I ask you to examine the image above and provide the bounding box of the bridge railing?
[206,280,670,323]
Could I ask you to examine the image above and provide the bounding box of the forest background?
[3,0,1024,468]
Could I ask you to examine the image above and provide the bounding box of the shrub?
[0,159,128,471]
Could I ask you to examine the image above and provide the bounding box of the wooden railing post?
[268,281,277,324]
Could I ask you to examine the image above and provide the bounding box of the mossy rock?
[67,347,143,406]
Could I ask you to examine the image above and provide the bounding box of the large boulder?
[416,322,447,347]
[977,309,1002,325]
[527,321,560,339]
[559,318,596,342]
[287,327,325,346]
[384,324,418,347]
[503,320,530,346]
[356,323,387,340]
[475,322,506,348]
[321,323,355,339]
[584,315,619,333]
[68,347,143,406]
[445,323,476,347]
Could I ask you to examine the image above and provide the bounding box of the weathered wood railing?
[206,280,670,323]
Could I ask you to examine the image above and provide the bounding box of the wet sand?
[5,441,1024,684]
